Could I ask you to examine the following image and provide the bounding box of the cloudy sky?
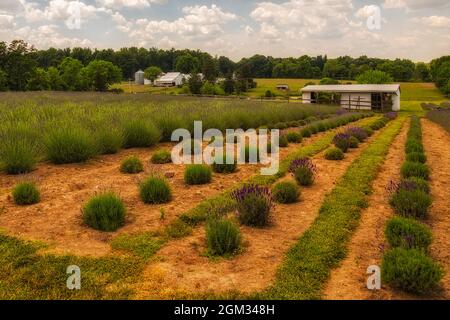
[1,0,449,61]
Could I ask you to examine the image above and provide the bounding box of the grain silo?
[135,70,145,85]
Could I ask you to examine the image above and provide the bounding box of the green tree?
[414,63,431,82]
[27,67,50,90]
[0,68,8,91]
[356,70,393,84]
[83,60,122,91]
[175,54,199,74]
[5,40,36,91]
[188,72,203,94]
[58,57,84,90]
[144,66,163,83]
[435,61,450,93]
[218,56,235,77]
[221,76,235,94]
[47,67,64,90]
[202,57,218,82]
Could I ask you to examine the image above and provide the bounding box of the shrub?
[387,178,430,195]
[12,182,40,205]
[82,192,126,231]
[403,177,430,194]
[405,140,424,154]
[316,122,327,132]
[120,156,143,174]
[212,154,237,174]
[286,132,302,143]
[401,161,430,180]
[333,133,351,152]
[384,112,398,120]
[309,125,319,134]
[279,135,289,148]
[389,189,432,219]
[123,120,160,148]
[382,248,443,294]
[184,164,212,185]
[348,136,359,148]
[139,176,172,204]
[362,127,374,137]
[205,219,241,256]
[385,217,432,251]
[232,184,272,227]
[45,126,96,164]
[151,149,172,164]
[406,152,427,164]
[272,181,300,204]
[346,127,368,142]
[300,127,312,138]
[325,147,344,160]
[1,139,38,174]
[289,157,316,186]
[95,128,123,154]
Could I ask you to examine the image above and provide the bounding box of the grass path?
[262,117,405,299]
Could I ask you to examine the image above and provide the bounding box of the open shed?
[301,84,401,111]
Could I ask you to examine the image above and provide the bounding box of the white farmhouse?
[301,84,401,111]
[154,72,185,87]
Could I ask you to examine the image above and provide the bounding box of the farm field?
[0,89,449,301]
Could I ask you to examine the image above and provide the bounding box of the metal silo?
[135,70,145,85]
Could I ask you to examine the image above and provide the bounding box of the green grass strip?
[0,233,143,299]
[262,116,405,300]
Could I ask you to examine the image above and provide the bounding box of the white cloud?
[250,0,354,41]
[126,4,237,41]
[383,0,449,10]
[415,15,450,28]
[96,0,167,9]
[8,24,93,48]
[20,0,107,24]
[0,13,15,28]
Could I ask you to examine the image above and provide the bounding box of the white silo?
[135,70,145,85]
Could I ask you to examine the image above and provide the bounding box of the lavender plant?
[289,157,317,186]
[231,184,272,227]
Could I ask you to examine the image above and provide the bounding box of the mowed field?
[0,82,449,300]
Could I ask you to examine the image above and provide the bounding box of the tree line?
[0,39,449,95]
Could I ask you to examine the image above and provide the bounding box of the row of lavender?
[382,115,443,295]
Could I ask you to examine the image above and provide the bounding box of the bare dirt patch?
[323,119,409,300]
[133,128,386,299]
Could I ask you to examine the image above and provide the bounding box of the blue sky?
[1,0,449,61]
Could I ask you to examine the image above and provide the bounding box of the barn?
[154,72,185,87]
[301,84,401,111]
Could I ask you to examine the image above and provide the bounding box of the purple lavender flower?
[346,127,368,142]
[231,184,272,205]
[386,179,419,196]
[336,109,348,116]
[384,112,398,120]
[288,157,317,174]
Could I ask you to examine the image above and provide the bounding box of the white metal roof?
[156,72,182,82]
[301,84,400,94]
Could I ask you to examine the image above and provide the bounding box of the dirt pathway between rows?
[0,123,357,257]
[133,124,387,299]
[323,119,408,300]
[422,119,450,299]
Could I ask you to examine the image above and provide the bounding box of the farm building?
[276,84,290,91]
[154,72,185,87]
[301,84,401,111]
[134,70,145,85]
